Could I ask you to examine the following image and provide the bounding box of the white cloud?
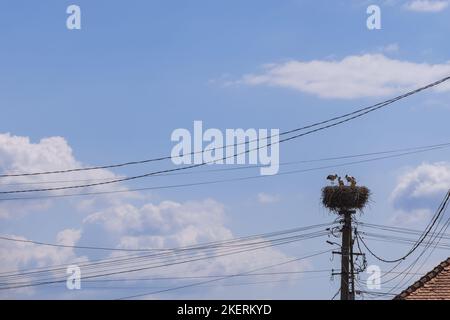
[0,133,134,218]
[404,0,449,12]
[82,198,308,278]
[391,162,450,204]
[257,192,281,204]
[0,133,312,298]
[390,162,450,224]
[237,54,450,99]
[56,228,82,246]
[0,231,86,273]
[0,229,88,299]
[84,199,233,248]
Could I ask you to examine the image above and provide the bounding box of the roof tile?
[394,257,450,300]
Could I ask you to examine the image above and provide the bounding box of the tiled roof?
[394,257,450,300]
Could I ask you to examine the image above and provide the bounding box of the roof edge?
[393,257,450,300]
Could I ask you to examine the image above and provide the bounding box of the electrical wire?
[2,75,448,179]
[0,222,332,253]
[2,76,449,193]
[116,249,332,300]
[76,269,334,283]
[0,223,332,278]
[82,276,331,291]
[357,190,450,263]
[358,222,450,241]
[0,230,330,285]
[356,195,450,298]
[1,238,331,290]
[1,145,447,202]
[0,230,331,289]
[2,142,448,188]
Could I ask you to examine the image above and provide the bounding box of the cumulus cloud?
[390,162,450,224]
[0,229,85,274]
[0,133,312,298]
[0,133,133,218]
[84,199,233,248]
[404,0,449,12]
[0,133,124,189]
[56,228,82,246]
[391,162,450,209]
[0,229,88,299]
[237,54,450,99]
[0,134,77,173]
[82,198,308,279]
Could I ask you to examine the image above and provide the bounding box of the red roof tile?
[394,257,450,300]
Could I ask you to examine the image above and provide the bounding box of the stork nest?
[321,186,370,213]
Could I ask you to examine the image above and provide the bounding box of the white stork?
[326,174,338,185]
[345,174,357,188]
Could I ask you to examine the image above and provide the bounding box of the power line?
[357,190,450,263]
[116,249,332,300]
[82,276,331,291]
[1,145,446,202]
[19,271,332,291]
[384,203,450,296]
[2,141,448,188]
[0,239,332,290]
[360,234,450,250]
[0,232,331,289]
[0,222,332,253]
[77,269,333,283]
[1,235,324,287]
[356,193,450,298]
[0,223,332,279]
[0,228,332,285]
[358,222,450,240]
[2,75,448,179]
[356,290,396,297]
[1,76,449,194]
[331,288,340,300]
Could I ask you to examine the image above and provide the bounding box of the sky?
[0,0,450,300]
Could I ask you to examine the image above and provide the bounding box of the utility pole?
[340,210,355,300]
[349,227,356,300]
[322,175,369,300]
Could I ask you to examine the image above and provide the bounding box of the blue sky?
[1,0,450,299]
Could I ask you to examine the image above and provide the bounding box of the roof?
[394,257,450,300]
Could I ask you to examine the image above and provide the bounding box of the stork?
[326,174,338,185]
[345,174,357,188]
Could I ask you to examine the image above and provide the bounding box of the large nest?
[321,186,370,213]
